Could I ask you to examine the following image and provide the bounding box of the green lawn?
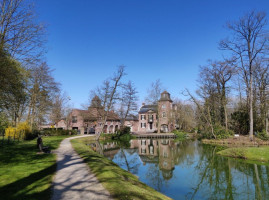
[0,136,69,200]
[218,146,269,163]
[71,137,172,200]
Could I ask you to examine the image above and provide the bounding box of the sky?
[35,0,269,108]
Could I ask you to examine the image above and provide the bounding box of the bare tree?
[49,92,71,125]
[173,99,196,132]
[145,79,164,104]
[0,0,46,62]
[119,81,138,125]
[220,11,269,139]
[185,89,216,139]
[92,66,126,140]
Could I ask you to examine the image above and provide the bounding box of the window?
[141,123,146,128]
[162,112,166,117]
[72,116,77,123]
[162,104,166,109]
[141,148,146,154]
[141,115,146,120]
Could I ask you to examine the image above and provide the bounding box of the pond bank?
[202,135,269,147]
[202,135,269,163]
[217,146,269,163]
[71,137,172,200]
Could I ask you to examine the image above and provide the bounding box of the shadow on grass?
[0,163,56,200]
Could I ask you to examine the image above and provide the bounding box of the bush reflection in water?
[86,139,269,200]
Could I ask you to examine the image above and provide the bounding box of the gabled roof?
[138,104,157,114]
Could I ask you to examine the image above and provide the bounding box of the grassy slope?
[0,136,69,200]
[71,138,172,200]
[218,146,269,163]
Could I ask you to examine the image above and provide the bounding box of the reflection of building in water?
[130,139,179,180]
[92,141,120,160]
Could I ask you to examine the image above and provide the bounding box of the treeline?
[0,0,65,137]
[188,11,269,139]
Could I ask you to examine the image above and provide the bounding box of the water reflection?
[87,139,269,200]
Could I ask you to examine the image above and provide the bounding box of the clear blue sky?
[35,0,269,108]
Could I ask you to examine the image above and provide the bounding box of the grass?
[218,146,269,163]
[0,135,70,200]
[71,137,172,200]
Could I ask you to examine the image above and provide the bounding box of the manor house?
[47,91,176,134]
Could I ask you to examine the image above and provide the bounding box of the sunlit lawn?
[0,136,69,200]
[71,137,172,200]
[218,146,269,163]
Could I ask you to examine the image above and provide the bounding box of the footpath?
[52,135,112,200]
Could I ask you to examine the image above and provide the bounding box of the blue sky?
[35,0,269,108]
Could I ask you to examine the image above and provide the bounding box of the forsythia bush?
[5,122,32,140]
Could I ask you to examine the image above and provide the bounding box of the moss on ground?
[0,136,69,200]
[71,137,172,200]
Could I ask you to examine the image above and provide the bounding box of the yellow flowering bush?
[5,122,32,140]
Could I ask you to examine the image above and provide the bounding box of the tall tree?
[27,62,59,128]
[220,11,269,139]
[92,66,126,140]
[49,93,71,125]
[145,79,164,104]
[0,50,28,125]
[119,81,138,125]
[0,0,46,62]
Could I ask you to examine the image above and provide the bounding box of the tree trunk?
[249,66,254,140]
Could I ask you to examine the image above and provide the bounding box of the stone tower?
[158,91,173,133]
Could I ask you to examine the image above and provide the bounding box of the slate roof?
[159,91,173,102]
[138,104,157,114]
[125,114,139,121]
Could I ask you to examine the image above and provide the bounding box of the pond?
[88,139,269,200]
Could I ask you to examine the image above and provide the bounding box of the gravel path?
[52,135,112,200]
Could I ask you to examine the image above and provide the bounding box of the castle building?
[137,91,176,133]
[42,91,176,134]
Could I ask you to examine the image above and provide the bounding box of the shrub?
[117,126,131,136]
[172,130,188,141]
[256,130,269,141]
[198,125,233,139]
[5,122,33,140]
[41,129,77,136]
[214,126,234,139]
